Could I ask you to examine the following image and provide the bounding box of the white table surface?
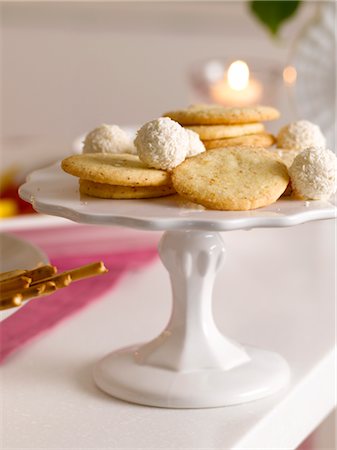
[1,217,335,449]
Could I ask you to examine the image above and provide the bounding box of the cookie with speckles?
[203,133,276,150]
[185,122,264,140]
[79,179,176,199]
[163,105,280,125]
[171,147,289,211]
[61,153,172,187]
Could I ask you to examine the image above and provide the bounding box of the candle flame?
[283,65,297,85]
[227,60,249,91]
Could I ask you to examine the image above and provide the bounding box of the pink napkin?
[297,436,314,450]
[0,224,159,363]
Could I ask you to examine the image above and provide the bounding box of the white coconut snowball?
[134,118,189,170]
[289,147,337,200]
[277,120,326,150]
[83,124,136,154]
[185,129,205,157]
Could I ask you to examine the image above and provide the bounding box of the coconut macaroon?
[289,147,337,200]
[134,117,189,170]
[185,129,205,158]
[83,124,136,154]
[277,120,326,150]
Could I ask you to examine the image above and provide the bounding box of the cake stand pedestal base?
[94,346,289,408]
[93,230,290,408]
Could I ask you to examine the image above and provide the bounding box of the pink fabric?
[0,224,159,363]
[297,435,314,450]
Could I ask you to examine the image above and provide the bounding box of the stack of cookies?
[163,104,279,150]
[60,107,336,210]
[61,153,175,199]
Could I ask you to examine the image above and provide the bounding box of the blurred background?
[1,1,335,139]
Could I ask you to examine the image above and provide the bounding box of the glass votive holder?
[188,57,289,113]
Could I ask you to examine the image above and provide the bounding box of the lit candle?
[210,60,263,106]
[283,65,297,86]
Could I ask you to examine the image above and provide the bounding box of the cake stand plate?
[19,163,336,408]
[19,163,335,232]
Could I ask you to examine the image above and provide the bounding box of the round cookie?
[203,133,276,150]
[61,153,171,187]
[79,179,176,199]
[185,122,264,140]
[163,105,280,125]
[171,147,289,211]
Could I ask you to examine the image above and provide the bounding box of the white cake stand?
[19,163,336,408]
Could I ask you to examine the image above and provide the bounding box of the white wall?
[1,1,318,141]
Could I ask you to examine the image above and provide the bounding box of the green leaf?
[249,1,301,36]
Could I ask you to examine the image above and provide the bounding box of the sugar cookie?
[61,153,171,187]
[171,147,289,211]
[163,105,280,125]
[185,122,264,140]
[203,133,275,150]
[79,179,176,199]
